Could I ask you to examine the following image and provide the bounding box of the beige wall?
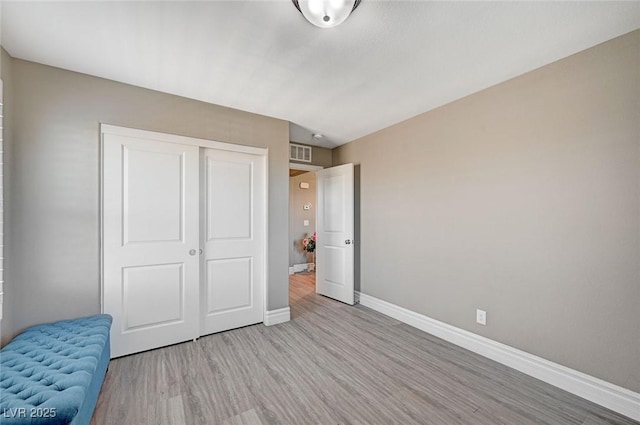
[4,57,290,340]
[0,48,13,345]
[333,30,640,392]
[290,142,332,168]
[289,172,316,266]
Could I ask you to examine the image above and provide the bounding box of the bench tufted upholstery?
[0,315,112,425]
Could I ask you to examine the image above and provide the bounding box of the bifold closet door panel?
[103,133,200,358]
[200,148,265,336]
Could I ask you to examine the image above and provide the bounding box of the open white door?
[200,148,265,335]
[316,163,354,305]
[103,132,200,358]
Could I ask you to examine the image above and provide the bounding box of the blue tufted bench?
[0,314,112,425]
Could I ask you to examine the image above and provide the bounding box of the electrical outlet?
[476,309,487,325]
[303,220,309,226]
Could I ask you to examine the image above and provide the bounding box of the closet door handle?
[189,249,197,256]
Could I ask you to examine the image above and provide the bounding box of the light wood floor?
[92,273,638,425]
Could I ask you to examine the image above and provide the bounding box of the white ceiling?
[2,1,640,148]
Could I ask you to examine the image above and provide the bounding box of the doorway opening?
[289,163,322,299]
[289,161,356,309]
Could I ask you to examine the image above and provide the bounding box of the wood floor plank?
[222,408,264,425]
[149,395,186,425]
[92,272,639,425]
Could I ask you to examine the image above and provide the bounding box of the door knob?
[189,249,197,256]
[345,239,352,245]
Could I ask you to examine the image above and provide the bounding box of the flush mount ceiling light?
[292,0,362,29]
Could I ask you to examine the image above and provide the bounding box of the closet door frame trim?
[99,123,269,326]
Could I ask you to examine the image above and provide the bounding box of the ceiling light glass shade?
[293,0,361,29]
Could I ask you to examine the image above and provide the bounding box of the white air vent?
[290,143,312,163]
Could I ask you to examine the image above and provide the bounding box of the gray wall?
[4,57,291,340]
[0,48,13,345]
[289,172,316,266]
[333,30,640,392]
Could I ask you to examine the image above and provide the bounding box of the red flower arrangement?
[303,232,316,253]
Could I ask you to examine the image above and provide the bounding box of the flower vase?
[308,251,315,272]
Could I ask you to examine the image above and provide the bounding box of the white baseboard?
[292,263,307,273]
[356,291,640,422]
[291,263,314,273]
[264,307,290,326]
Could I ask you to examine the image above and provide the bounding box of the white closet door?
[201,148,265,335]
[103,133,200,358]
